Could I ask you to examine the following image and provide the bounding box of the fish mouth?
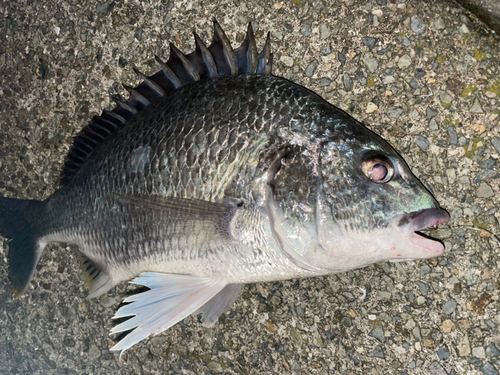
[394,208,450,259]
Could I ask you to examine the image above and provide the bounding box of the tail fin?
[0,196,45,297]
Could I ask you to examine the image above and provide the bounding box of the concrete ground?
[0,0,499,374]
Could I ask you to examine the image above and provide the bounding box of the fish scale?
[0,21,449,355]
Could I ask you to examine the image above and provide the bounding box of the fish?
[0,21,450,355]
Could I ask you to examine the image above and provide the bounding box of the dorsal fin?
[61,21,273,186]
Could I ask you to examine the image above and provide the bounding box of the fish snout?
[391,208,450,260]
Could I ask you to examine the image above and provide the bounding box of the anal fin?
[77,253,113,299]
[196,284,242,327]
[110,273,227,356]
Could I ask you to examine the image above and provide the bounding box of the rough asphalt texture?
[0,0,499,374]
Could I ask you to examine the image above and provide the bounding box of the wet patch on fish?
[129,146,151,173]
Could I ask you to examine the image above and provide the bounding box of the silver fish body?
[0,22,449,354]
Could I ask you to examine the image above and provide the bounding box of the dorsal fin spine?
[113,98,138,115]
[234,23,258,74]
[93,116,119,130]
[209,21,238,76]
[155,55,183,89]
[133,67,166,98]
[257,32,273,74]
[190,32,218,78]
[61,21,273,186]
[167,43,200,84]
[123,85,151,108]
[103,109,126,124]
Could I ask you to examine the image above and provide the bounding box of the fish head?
[308,121,450,271]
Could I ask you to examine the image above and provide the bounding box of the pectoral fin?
[114,194,241,243]
[110,273,227,356]
[196,284,242,327]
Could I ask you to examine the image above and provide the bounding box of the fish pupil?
[371,163,388,182]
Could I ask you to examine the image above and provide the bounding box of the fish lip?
[397,208,450,232]
[395,208,450,256]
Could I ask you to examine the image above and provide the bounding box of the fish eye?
[361,155,394,183]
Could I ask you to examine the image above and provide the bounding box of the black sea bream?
[0,22,449,354]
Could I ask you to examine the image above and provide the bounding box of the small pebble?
[448,127,458,144]
[320,78,332,87]
[398,54,412,69]
[300,24,312,37]
[480,362,499,375]
[413,326,422,341]
[473,347,486,359]
[470,99,484,114]
[415,281,429,296]
[486,344,500,357]
[458,335,471,357]
[96,1,114,17]
[441,319,454,333]
[341,316,352,327]
[118,56,128,68]
[320,24,331,39]
[305,60,319,77]
[401,37,411,47]
[428,361,448,375]
[368,346,385,358]
[386,106,404,119]
[439,91,453,105]
[459,175,470,185]
[384,76,395,84]
[366,102,378,113]
[415,68,426,78]
[474,170,497,184]
[420,265,431,277]
[409,80,419,89]
[99,295,116,308]
[405,319,416,330]
[369,325,386,342]
[207,361,223,372]
[363,55,379,73]
[270,295,281,306]
[443,299,457,315]
[491,137,500,153]
[338,52,346,67]
[477,182,494,198]
[470,358,483,368]
[320,45,331,55]
[415,135,430,151]
[411,16,426,34]
[134,28,143,41]
[434,18,446,29]
[88,344,101,360]
[377,44,392,55]
[280,55,294,67]
[362,37,377,48]
[426,107,438,119]
[437,346,450,360]
[343,74,353,91]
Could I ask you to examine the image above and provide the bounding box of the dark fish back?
[61,22,273,186]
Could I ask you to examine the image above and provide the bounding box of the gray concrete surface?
[0,0,499,374]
